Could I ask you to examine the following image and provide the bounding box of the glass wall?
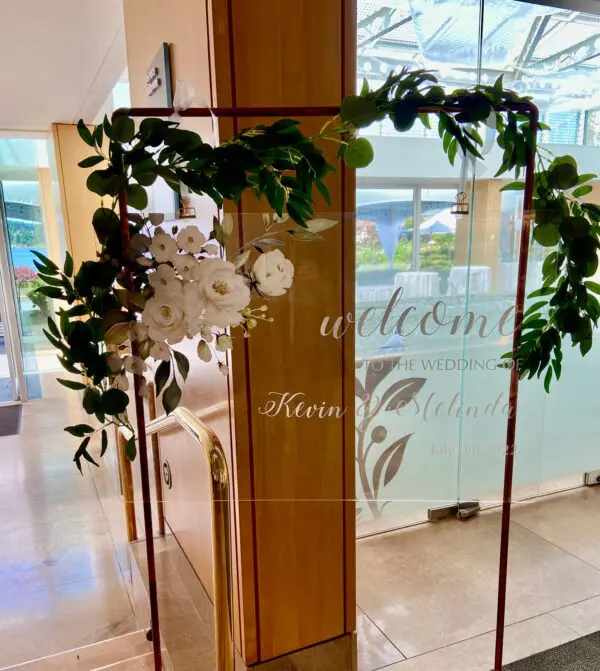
[0,137,59,400]
[355,0,600,534]
[355,1,600,668]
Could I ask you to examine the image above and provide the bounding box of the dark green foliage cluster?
[79,116,336,226]
[38,113,347,469]
[501,157,600,390]
[38,67,600,471]
[340,67,599,390]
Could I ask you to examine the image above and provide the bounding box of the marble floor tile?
[511,487,600,569]
[0,575,137,668]
[357,607,404,671]
[0,374,135,667]
[551,595,600,637]
[3,631,151,671]
[382,614,578,671]
[357,511,600,657]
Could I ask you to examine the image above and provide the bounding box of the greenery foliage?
[341,67,598,392]
[37,66,599,469]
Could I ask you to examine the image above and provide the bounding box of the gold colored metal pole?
[118,431,137,542]
[120,408,234,670]
[148,382,166,537]
[134,408,235,671]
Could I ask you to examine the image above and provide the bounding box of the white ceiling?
[0,0,126,132]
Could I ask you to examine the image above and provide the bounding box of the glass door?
[0,182,26,402]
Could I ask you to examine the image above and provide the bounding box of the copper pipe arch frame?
[114,101,539,670]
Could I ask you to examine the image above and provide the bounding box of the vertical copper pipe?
[118,191,162,671]
[118,431,137,542]
[148,381,166,536]
[494,106,539,671]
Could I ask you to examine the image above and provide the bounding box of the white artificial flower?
[138,378,149,399]
[107,352,123,373]
[150,341,170,361]
[203,243,220,256]
[216,334,233,351]
[177,226,206,254]
[218,362,229,376]
[173,254,201,281]
[149,232,178,263]
[197,340,212,362]
[129,233,151,253]
[142,290,188,344]
[149,264,180,292]
[191,258,251,328]
[273,212,289,224]
[252,249,294,297]
[185,314,204,338]
[130,321,149,342]
[200,325,214,343]
[113,373,129,391]
[124,355,148,375]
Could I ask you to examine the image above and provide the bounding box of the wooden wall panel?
[51,123,101,270]
[212,0,356,662]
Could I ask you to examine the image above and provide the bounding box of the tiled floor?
[0,375,142,668]
[4,374,600,671]
[357,486,600,671]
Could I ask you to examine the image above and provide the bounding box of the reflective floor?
[357,487,600,670]
[2,375,600,670]
[0,375,140,668]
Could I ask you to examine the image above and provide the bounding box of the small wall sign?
[145,43,173,107]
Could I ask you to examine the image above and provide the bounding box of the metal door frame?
[0,182,28,403]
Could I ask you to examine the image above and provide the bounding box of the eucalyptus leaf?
[343,137,374,169]
[162,378,182,414]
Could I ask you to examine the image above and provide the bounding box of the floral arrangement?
[35,67,600,469]
[34,114,345,469]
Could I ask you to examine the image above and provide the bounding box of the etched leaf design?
[372,434,412,499]
[355,377,366,400]
[365,356,400,396]
[380,377,426,411]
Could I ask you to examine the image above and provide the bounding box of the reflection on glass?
[356,0,600,536]
[0,137,56,401]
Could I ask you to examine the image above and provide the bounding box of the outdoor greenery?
[355,233,454,271]
[8,221,45,248]
[36,65,600,469]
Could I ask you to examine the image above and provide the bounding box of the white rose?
[173,254,201,281]
[124,355,147,375]
[252,249,294,297]
[192,258,251,328]
[149,233,178,263]
[150,342,170,361]
[177,226,206,254]
[149,264,180,292]
[142,290,188,344]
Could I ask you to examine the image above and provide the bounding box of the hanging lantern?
[451,191,469,215]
